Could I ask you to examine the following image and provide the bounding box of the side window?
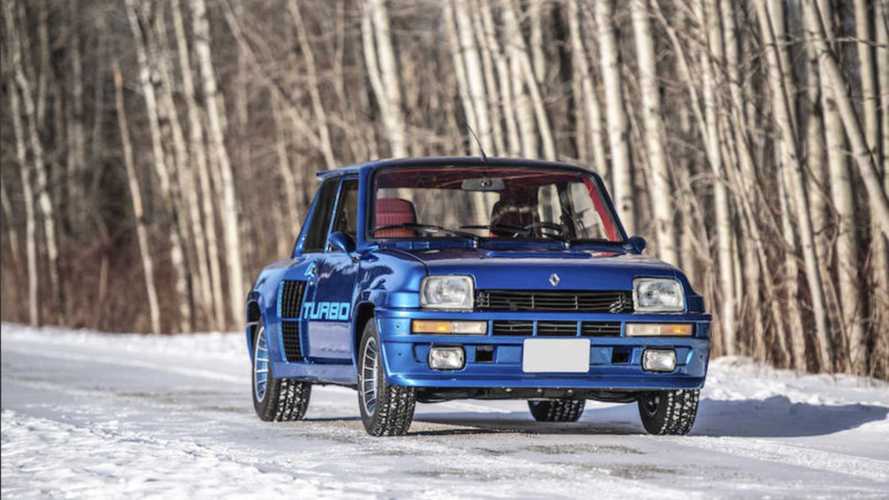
[332,179,359,240]
[302,179,339,253]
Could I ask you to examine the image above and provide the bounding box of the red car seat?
[374,198,417,238]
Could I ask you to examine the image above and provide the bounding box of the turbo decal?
[301,301,351,321]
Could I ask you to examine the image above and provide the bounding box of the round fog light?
[428,346,465,370]
[642,349,676,372]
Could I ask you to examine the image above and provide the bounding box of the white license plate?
[522,338,590,373]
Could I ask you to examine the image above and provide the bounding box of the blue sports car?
[246,157,711,436]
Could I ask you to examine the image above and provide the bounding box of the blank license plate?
[522,339,590,373]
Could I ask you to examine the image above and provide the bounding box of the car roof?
[314,156,598,180]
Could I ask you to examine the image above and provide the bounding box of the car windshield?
[370,166,623,242]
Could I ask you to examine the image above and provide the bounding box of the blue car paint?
[245,157,711,393]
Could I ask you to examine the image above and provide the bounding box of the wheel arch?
[351,301,375,368]
[245,293,263,361]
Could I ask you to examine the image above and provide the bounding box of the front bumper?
[376,308,711,392]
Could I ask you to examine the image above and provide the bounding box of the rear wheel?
[252,322,311,421]
[528,399,586,422]
[637,390,699,435]
[358,319,416,436]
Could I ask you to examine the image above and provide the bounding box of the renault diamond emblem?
[548,273,560,287]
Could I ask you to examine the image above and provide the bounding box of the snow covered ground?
[2,323,888,499]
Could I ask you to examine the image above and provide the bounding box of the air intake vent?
[492,320,533,336]
[476,290,633,313]
[537,321,578,336]
[281,321,303,361]
[581,322,622,337]
[279,280,306,319]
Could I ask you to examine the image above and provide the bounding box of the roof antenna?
[466,125,488,163]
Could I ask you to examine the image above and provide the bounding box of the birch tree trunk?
[6,2,60,320]
[567,0,607,173]
[192,0,246,328]
[698,0,735,353]
[873,0,889,350]
[823,91,867,373]
[362,0,408,157]
[818,1,867,373]
[501,0,538,158]
[6,42,39,325]
[113,64,161,335]
[1,184,20,270]
[479,0,519,155]
[448,0,493,152]
[501,0,556,160]
[172,0,225,330]
[154,9,208,327]
[758,0,832,369]
[289,0,337,168]
[125,0,191,332]
[469,1,505,155]
[804,0,889,238]
[631,0,677,264]
[779,168,806,369]
[596,0,636,234]
[67,0,86,233]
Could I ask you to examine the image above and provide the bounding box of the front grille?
[280,280,306,318]
[581,321,622,337]
[537,321,578,336]
[476,290,633,313]
[492,320,533,336]
[281,321,303,361]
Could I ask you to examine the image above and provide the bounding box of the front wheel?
[358,319,416,436]
[528,399,586,422]
[252,322,312,421]
[637,390,699,435]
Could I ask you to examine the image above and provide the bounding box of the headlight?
[633,278,685,313]
[420,276,474,310]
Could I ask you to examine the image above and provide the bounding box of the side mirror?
[327,231,356,253]
[625,235,647,255]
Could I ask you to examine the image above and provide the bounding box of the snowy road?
[2,324,888,499]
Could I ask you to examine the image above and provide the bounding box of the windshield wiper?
[371,223,480,242]
[462,223,571,243]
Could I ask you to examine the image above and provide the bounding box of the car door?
[293,177,339,360]
[304,177,359,362]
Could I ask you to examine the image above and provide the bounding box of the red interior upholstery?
[374,198,417,238]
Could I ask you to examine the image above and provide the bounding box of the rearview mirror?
[461,177,505,191]
[625,236,647,255]
[328,231,356,253]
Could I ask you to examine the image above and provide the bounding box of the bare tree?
[362,0,408,157]
[595,0,636,233]
[631,0,677,264]
[125,0,191,332]
[114,64,161,335]
[192,0,246,327]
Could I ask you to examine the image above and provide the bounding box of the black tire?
[357,319,416,436]
[252,321,311,422]
[637,389,699,435]
[528,399,586,422]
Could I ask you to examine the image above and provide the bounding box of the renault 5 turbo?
[246,157,710,436]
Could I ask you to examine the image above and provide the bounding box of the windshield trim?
[364,164,628,245]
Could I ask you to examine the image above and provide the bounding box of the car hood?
[398,247,678,291]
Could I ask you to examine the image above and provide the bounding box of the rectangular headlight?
[412,320,487,335]
[642,349,677,372]
[626,323,693,337]
[420,276,474,310]
[633,278,685,313]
